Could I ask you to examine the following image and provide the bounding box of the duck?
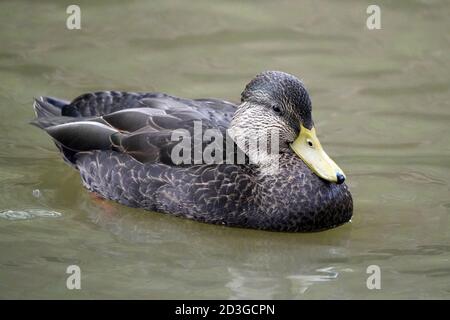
[31,71,352,232]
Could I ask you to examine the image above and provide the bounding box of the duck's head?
[230,71,346,184]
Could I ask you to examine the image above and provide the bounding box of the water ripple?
[0,209,62,221]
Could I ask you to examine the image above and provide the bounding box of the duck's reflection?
[76,191,354,298]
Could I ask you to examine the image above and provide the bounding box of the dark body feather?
[32,87,352,232]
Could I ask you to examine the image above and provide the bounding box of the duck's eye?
[307,139,314,148]
[272,105,282,114]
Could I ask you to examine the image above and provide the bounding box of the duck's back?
[60,91,236,129]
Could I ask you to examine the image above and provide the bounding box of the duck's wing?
[61,91,236,128]
[33,93,238,166]
[106,111,232,164]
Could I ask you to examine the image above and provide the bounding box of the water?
[0,0,449,299]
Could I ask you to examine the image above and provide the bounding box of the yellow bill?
[290,124,346,184]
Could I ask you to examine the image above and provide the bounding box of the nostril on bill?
[336,173,345,184]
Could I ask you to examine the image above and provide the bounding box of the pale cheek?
[269,118,297,144]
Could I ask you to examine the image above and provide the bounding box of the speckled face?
[230,71,315,156]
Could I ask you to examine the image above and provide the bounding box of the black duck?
[32,71,353,232]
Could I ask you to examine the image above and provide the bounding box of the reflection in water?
[226,266,343,299]
[287,267,340,295]
[226,267,281,299]
[81,193,354,298]
[0,209,61,221]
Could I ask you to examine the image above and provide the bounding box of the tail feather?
[33,96,69,118]
[30,97,112,167]
[44,96,70,109]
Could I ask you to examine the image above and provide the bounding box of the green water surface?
[0,0,449,299]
